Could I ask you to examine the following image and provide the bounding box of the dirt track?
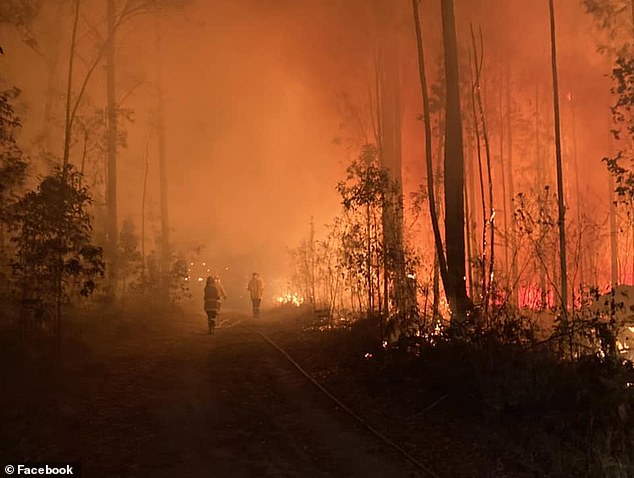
[0,310,426,477]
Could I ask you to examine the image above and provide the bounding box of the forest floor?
[0,306,548,477]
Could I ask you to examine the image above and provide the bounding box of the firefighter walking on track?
[204,275,227,334]
[247,272,264,319]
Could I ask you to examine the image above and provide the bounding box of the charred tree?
[505,66,519,305]
[441,0,469,321]
[499,78,509,295]
[469,38,488,308]
[548,0,569,323]
[412,0,450,319]
[470,26,495,315]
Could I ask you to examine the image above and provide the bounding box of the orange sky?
[0,0,623,297]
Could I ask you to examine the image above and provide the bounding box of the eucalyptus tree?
[441,0,470,322]
[8,165,104,342]
[548,0,571,352]
[583,0,634,286]
[57,0,190,298]
[0,88,28,300]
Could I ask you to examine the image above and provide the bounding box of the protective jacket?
[204,280,227,312]
[247,276,264,300]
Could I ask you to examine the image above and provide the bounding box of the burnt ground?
[0,307,538,478]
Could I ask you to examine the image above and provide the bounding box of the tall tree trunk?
[106,0,118,297]
[56,0,81,353]
[441,0,469,321]
[310,216,316,307]
[62,0,80,171]
[373,53,382,322]
[469,60,487,305]
[465,114,478,299]
[569,92,584,291]
[506,65,519,305]
[535,83,547,308]
[464,167,473,299]
[609,155,619,286]
[601,63,618,287]
[377,2,411,320]
[156,25,170,294]
[631,0,634,40]
[366,203,373,316]
[499,78,509,292]
[548,0,569,324]
[43,0,65,158]
[141,139,149,289]
[411,0,450,315]
[470,26,495,315]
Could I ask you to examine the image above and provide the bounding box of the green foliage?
[8,164,104,305]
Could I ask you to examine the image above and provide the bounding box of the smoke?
[2,0,620,301]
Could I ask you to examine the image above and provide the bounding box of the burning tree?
[337,144,389,320]
[335,144,419,335]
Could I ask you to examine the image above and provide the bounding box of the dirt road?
[1,311,427,477]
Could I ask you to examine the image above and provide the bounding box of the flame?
[276,292,304,307]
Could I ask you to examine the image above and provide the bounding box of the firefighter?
[247,272,264,318]
[204,275,227,334]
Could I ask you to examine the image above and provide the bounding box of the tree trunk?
[534,83,547,308]
[608,45,621,288]
[62,0,80,171]
[570,92,584,290]
[106,0,118,297]
[499,78,509,292]
[412,0,450,316]
[548,0,569,323]
[377,6,410,321]
[156,24,170,295]
[441,0,469,322]
[465,114,478,299]
[505,65,519,305]
[310,216,316,307]
[464,171,473,300]
[609,164,619,286]
[141,139,149,289]
[470,26,495,315]
[366,203,373,316]
[469,37,488,310]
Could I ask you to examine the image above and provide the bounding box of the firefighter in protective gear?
[204,276,227,334]
[247,272,264,318]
